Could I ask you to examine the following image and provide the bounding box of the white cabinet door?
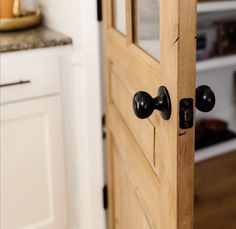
[0,96,68,229]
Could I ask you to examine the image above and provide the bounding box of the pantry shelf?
[197,1,236,13]
[195,113,236,162]
[196,55,236,72]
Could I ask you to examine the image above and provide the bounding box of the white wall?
[39,0,81,51]
[196,66,236,123]
[32,1,106,229]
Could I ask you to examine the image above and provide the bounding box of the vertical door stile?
[126,0,133,45]
[177,0,196,227]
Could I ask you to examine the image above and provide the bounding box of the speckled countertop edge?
[0,26,72,53]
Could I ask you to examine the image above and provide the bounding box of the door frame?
[74,1,106,229]
[61,1,107,229]
[78,1,106,229]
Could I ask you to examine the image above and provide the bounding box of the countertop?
[0,26,72,53]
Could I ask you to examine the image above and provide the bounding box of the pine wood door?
[103,0,196,228]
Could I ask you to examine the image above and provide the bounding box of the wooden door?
[1,96,68,229]
[103,0,196,229]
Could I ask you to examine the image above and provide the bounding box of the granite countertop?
[0,26,72,53]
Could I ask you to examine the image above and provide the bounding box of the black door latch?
[180,98,194,129]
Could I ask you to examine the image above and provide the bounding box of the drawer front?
[0,50,61,103]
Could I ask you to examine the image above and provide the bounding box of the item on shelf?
[0,1,42,32]
[214,20,236,56]
[21,0,39,12]
[197,35,207,50]
[234,72,236,101]
[0,0,14,19]
[197,34,211,61]
[13,0,21,17]
[195,118,236,150]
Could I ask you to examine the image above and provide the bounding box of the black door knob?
[133,86,171,120]
[196,85,215,112]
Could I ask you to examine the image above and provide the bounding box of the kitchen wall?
[39,0,81,51]
[29,1,106,229]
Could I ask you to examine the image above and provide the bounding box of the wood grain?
[110,67,155,164]
[108,104,161,228]
[113,141,151,229]
[103,0,196,228]
[0,0,13,19]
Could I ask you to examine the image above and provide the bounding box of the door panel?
[109,105,161,229]
[111,66,155,164]
[107,31,160,93]
[103,0,196,228]
[113,141,152,229]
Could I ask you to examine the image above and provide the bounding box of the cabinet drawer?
[0,50,61,103]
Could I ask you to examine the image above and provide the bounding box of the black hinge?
[102,115,106,139]
[97,0,103,21]
[103,185,108,210]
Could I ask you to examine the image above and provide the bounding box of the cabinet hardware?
[0,80,31,88]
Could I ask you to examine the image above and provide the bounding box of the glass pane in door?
[133,0,160,60]
[112,0,127,35]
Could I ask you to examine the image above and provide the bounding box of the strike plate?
[179,98,194,129]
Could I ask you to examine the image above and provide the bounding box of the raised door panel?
[113,142,151,229]
[110,64,155,164]
[107,105,161,229]
[0,96,68,229]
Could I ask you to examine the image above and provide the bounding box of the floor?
[194,150,236,229]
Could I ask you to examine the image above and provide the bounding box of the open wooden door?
[103,0,196,228]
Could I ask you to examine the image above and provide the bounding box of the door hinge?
[102,114,106,139]
[103,185,108,210]
[97,0,103,21]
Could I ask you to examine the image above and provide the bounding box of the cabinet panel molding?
[1,96,68,229]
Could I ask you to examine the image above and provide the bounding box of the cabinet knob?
[196,85,215,112]
[132,86,171,120]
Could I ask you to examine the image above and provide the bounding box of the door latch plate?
[179,98,194,129]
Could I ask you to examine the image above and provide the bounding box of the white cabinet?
[0,49,61,104]
[0,48,69,229]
